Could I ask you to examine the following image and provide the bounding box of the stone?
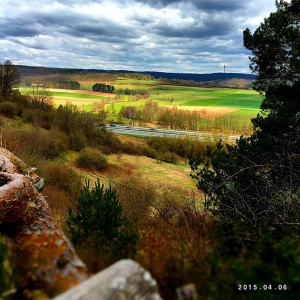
[0,147,89,299]
[53,259,162,300]
[176,283,198,300]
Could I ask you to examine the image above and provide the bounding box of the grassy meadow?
[18,78,262,135]
[19,79,262,112]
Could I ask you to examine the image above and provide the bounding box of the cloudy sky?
[0,0,277,73]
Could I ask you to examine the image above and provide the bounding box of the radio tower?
[224,64,226,73]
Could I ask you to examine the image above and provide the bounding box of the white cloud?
[0,0,277,73]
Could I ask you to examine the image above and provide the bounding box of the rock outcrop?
[0,147,89,299]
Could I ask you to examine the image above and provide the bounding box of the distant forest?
[17,65,256,83]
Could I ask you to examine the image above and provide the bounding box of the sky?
[0,0,278,74]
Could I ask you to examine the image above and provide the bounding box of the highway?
[104,124,240,142]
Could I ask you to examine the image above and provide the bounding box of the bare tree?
[0,60,20,99]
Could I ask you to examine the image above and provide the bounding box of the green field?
[20,89,106,100]
[149,86,262,110]
[19,80,263,114]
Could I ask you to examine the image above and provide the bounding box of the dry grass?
[52,97,98,106]
[224,78,253,87]
[42,185,76,230]
[50,88,115,106]
[64,149,202,204]
[114,133,148,146]
[103,154,201,196]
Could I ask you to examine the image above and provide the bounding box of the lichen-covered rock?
[0,147,27,173]
[0,147,89,299]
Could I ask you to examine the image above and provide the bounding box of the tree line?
[119,100,253,133]
[47,80,80,90]
[92,83,115,93]
[114,88,149,96]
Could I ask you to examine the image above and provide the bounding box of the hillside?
[18,65,255,88]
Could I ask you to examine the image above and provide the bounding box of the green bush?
[68,131,87,151]
[39,161,82,196]
[156,151,179,164]
[22,108,54,130]
[8,90,30,113]
[148,136,215,160]
[67,180,138,268]
[91,127,123,153]
[76,147,108,170]
[0,101,18,118]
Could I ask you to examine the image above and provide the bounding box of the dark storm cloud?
[70,22,138,40]
[32,11,134,39]
[0,18,40,38]
[0,26,39,38]
[192,0,245,11]
[153,17,234,38]
[0,6,137,44]
[136,0,246,11]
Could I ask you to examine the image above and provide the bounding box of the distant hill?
[138,71,256,82]
[17,65,256,87]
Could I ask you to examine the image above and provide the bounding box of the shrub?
[36,129,67,158]
[22,108,54,130]
[0,102,18,118]
[68,131,87,151]
[22,129,67,159]
[89,127,125,154]
[39,161,82,196]
[156,151,179,164]
[67,180,138,270]
[8,90,30,112]
[2,128,67,160]
[76,147,108,170]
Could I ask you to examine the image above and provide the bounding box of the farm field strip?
[19,88,111,100]
[18,81,263,114]
[149,86,262,109]
[52,97,100,107]
[115,78,160,85]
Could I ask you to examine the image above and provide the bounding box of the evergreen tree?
[191,0,300,235]
[67,180,138,260]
